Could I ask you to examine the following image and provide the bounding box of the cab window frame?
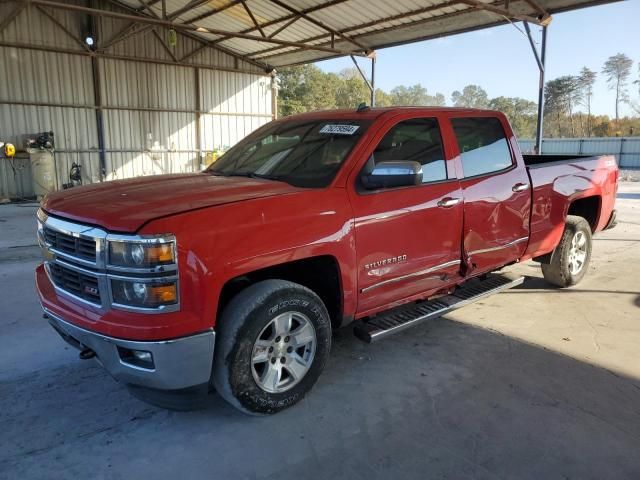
[356,116,454,194]
[449,115,516,180]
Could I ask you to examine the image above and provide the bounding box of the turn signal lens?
[146,244,174,264]
[148,284,177,303]
[111,279,178,309]
[109,239,176,268]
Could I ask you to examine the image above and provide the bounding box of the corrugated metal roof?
[111,0,620,67]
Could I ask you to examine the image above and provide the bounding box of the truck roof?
[277,106,500,122]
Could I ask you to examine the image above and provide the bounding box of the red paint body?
[36,108,618,341]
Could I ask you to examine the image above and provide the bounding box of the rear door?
[348,114,464,315]
[447,115,531,275]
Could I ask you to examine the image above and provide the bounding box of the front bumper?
[44,307,215,391]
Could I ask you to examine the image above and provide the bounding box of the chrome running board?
[353,273,525,343]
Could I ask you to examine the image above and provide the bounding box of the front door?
[348,115,464,315]
[448,115,531,275]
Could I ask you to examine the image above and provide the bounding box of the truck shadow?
[2,315,640,479]
[509,275,640,308]
[511,275,640,297]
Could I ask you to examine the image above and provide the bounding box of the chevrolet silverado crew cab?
[36,107,618,414]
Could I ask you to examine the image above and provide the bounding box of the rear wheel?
[541,215,592,287]
[212,280,331,415]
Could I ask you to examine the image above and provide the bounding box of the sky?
[315,1,640,117]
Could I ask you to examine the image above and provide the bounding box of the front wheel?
[212,280,331,415]
[541,215,592,287]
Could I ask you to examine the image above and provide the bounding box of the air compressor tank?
[30,150,56,199]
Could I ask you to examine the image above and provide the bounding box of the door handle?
[437,197,461,208]
[512,183,529,192]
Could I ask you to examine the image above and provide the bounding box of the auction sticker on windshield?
[319,124,360,135]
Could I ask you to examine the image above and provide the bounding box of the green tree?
[544,76,581,137]
[334,68,371,108]
[388,84,446,106]
[375,88,392,107]
[602,53,633,122]
[578,67,597,136]
[451,85,489,108]
[488,96,537,138]
[277,64,339,116]
[544,78,569,137]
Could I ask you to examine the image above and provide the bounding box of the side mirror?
[361,161,423,190]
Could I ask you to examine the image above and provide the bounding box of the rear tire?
[212,280,331,415]
[541,215,592,287]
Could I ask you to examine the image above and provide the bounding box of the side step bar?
[354,273,524,343]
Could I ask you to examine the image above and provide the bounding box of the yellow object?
[204,150,220,167]
[168,29,177,48]
[3,143,15,158]
[146,244,175,264]
[149,284,177,303]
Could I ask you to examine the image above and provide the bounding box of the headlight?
[108,238,176,268]
[107,234,179,311]
[111,279,178,309]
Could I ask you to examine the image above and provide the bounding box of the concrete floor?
[1,184,639,479]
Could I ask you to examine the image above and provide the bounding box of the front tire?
[541,215,592,287]
[212,280,331,415]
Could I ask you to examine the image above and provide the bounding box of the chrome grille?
[43,226,96,261]
[48,263,101,305]
[38,208,180,313]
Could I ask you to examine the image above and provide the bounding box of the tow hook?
[79,348,96,360]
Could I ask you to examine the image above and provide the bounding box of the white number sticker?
[319,124,360,135]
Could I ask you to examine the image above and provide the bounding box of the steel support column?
[524,21,547,154]
[350,55,374,107]
[370,55,376,107]
[91,56,107,180]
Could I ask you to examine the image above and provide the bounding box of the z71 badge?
[365,255,407,270]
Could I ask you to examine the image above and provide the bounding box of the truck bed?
[522,153,618,261]
[523,154,595,167]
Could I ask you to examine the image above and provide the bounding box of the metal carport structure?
[0,0,621,197]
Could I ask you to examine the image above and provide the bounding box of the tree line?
[277,52,640,139]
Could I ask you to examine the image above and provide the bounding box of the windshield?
[207,119,370,188]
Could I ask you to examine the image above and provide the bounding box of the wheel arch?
[216,255,345,329]
[567,195,601,232]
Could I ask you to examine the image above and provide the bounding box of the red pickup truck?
[36,107,618,414]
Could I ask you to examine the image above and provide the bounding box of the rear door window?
[451,117,513,178]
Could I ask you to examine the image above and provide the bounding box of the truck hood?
[41,173,301,232]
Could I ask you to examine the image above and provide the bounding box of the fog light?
[118,347,154,369]
[132,350,152,363]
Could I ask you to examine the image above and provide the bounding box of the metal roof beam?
[205,0,350,47]
[0,1,27,34]
[0,40,269,76]
[249,0,465,58]
[181,0,244,24]
[251,0,546,60]
[28,0,368,58]
[167,0,210,20]
[88,0,265,68]
[100,22,152,50]
[268,16,300,39]
[152,27,179,62]
[135,0,159,18]
[34,5,92,52]
[522,0,550,17]
[458,0,548,24]
[241,0,266,37]
[267,0,370,52]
